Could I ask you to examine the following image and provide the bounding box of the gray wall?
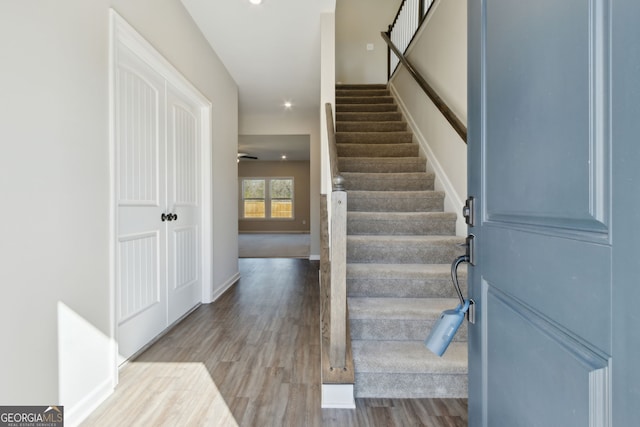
[0,0,238,422]
[336,0,402,84]
[239,161,311,233]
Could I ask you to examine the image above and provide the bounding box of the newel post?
[329,175,347,369]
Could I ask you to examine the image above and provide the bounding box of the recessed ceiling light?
[249,0,262,4]
[284,101,292,109]
[281,155,287,160]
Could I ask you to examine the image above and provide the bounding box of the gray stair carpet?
[335,83,467,399]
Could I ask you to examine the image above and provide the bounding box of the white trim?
[309,254,321,261]
[207,272,241,303]
[63,378,114,427]
[389,83,466,236]
[321,384,356,409]
[107,9,119,393]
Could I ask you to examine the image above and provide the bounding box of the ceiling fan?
[237,152,258,160]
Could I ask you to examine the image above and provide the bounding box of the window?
[241,177,294,219]
[242,179,266,218]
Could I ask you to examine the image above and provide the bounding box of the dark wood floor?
[82,258,467,426]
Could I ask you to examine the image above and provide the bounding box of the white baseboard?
[321,384,356,409]
[206,272,240,303]
[389,84,466,236]
[64,378,114,427]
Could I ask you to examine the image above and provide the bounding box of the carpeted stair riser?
[339,157,426,173]
[352,341,468,398]
[347,236,465,264]
[336,121,407,132]
[338,143,419,158]
[337,96,395,105]
[337,112,401,121]
[347,190,445,212]
[347,212,456,235]
[336,89,390,97]
[347,264,468,299]
[337,104,399,113]
[348,297,468,341]
[342,172,434,191]
[336,131,413,144]
[336,83,387,90]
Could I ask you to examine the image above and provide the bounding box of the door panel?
[166,85,201,325]
[487,288,609,427]
[485,0,608,232]
[115,47,167,361]
[468,0,614,425]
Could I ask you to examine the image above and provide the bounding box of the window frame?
[240,176,295,220]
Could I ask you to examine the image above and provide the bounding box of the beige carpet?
[238,233,310,258]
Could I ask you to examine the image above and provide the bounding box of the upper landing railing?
[386,0,434,77]
[383,0,467,142]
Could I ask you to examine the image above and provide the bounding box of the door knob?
[161,213,168,222]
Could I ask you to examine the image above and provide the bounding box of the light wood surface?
[320,194,355,384]
[81,258,467,426]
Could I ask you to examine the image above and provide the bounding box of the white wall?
[335,0,402,84]
[390,0,467,234]
[0,0,238,423]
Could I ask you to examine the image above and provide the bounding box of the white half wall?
[0,0,238,423]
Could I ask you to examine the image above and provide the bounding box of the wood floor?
[82,258,467,427]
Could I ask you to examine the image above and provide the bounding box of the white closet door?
[115,47,167,361]
[166,84,202,325]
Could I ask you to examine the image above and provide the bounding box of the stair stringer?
[389,83,467,236]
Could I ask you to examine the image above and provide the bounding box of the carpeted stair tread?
[337,96,395,104]
[337,104,399,113]
[336,89,390,97]
[336,121,408,132]
[347,211,456,235]
[347,263,467,298]
[352,340,467,374]
[337,143,419,158]
[352,341,468,398]
[336,131,413,144]
[342,171,434,191]
[348,297,467,341]
[339,157,426,173]
[347,235,465,264]
[346,190,445,212]
[336,83,387,90]
[349,297,459,319]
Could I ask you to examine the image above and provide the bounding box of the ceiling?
[181,0,336,117]
[238,134,310,161]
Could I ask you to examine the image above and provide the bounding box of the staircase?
[335,84,468,398]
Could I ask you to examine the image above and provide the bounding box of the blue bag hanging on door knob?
[425,254,471,357]
[424,299,470,356]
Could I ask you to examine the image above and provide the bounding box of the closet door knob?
[161,213,168,222]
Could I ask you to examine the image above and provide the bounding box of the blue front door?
[467,0,640,425]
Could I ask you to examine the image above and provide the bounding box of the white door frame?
[108,9,213,383]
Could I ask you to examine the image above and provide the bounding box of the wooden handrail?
[381,31,467,143]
